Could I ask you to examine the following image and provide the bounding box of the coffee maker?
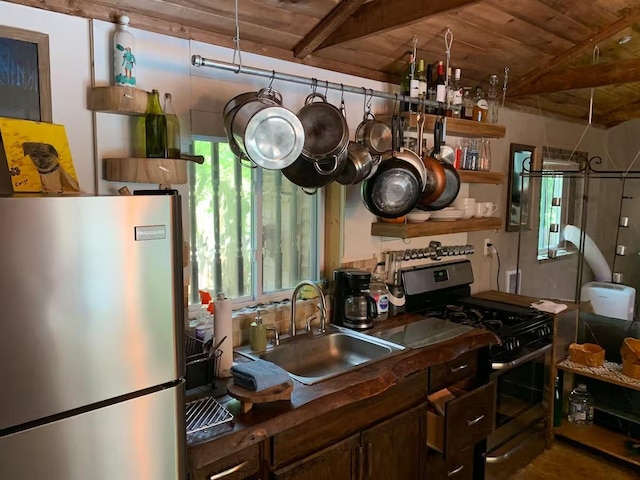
[332,269,378,330]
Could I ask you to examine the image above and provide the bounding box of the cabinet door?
[271,434,359,480]
[361,405,424,480]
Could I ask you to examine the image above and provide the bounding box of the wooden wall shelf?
[401,112,506,138]
[104,158,187,184]
[371,216,502,238]
[458,171,505,184]
[554,421,640,468]
[89,86,149,115]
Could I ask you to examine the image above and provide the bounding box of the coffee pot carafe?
[332,269,378,330]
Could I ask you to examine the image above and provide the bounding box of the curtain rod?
[191,55,439,108]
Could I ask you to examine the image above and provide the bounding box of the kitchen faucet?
[290,280,327,336]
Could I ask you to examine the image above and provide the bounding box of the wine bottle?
[400,51,414,112]
[145,89,168,158]
[435,61,446,116]
[452,69,463,118]
[164,93,181,159]
[426,63,435,114]
[417,59,427,106]
[113,15,136,86]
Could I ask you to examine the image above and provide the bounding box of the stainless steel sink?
[235,327,405,385]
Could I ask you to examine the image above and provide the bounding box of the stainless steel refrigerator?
[0,193,186,480]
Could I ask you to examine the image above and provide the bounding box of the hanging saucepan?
[418,115,447,207]
[230,88,305,170]
[360,115,422,218]
[297,93,349,170]
[282,150,346,193]
[222,91,265,164]
[356,112,392,157]
[422,117,461,210]
[336,141,375,185]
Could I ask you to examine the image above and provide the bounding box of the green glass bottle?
[164,93,181,159]
[145,89,168,158]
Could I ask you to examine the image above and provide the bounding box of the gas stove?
[400,260,553,363]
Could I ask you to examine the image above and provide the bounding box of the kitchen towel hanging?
[214,292,234,378]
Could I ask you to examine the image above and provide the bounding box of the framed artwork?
[0,26,52,123]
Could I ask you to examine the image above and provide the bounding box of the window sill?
[536,249,577,263]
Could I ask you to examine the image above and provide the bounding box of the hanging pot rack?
[191,55,439,110]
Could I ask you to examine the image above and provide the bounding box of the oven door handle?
[484,425,542,464]
[491,343,552,370]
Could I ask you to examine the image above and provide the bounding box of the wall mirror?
[506,143,538,232]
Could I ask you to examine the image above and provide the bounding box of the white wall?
[0,2,94,192]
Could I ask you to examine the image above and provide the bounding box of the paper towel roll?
[214,292,233,378]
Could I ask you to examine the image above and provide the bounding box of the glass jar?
[568,383,594,426]
[369,272,389,322]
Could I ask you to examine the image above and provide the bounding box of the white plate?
[406,212,431,223]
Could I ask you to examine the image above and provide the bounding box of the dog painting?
[0,117,80,193]
[22,142,79,192]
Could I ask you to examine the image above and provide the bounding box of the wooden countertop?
[473,290,583,313]
[186,312,499,471]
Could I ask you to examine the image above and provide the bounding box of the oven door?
[486,343,552,458]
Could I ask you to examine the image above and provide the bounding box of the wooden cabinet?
[361,407,424,480]
[191,443,263,480]
[271,435,358,480]
[271,405,425,480]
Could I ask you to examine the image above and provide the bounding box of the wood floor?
[510,440,640,479]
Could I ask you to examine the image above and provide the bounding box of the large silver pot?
[228,89,304,170]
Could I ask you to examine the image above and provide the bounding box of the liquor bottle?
[487,74,500,124]
[553,376,563,427]
[400,51,414,112]
[145,89,168,158]
[113,15,136,86]
[417,59,427,107]
[164,93,181,159]
[435,61,446,116]
[452,69,463,118]
[426,63,436,114]
[472,85,488,122]
[462,87,474,120]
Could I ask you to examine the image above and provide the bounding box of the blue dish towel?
[231,359,291,392]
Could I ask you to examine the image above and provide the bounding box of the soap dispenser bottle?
[250,312,267,352]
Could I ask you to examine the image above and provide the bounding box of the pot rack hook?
[366,88,373,114]
[324,79,329,98]
[394,93,399,114]
[267,70,275,90]
[340,84,346,115]
[231,0,243,73]
[311,77,318,94]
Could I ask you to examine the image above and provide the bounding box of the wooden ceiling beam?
[509,5,640,98]
[318,0,483,50]
[596,98,640,127]
[294,0,367,59]
[510,58,640,96]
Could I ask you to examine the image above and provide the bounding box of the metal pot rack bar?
[521,155,640,178]
[191,55,438,109]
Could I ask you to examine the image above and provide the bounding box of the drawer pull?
[467,414,485,426]
[447,465,464,476]
[450,364,468,373]
[209,460,249,480]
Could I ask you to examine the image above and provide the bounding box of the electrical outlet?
[484,238,491,256]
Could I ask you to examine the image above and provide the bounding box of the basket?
[568,342,605,367]
[185,336,222,390]
[621,337,640,380]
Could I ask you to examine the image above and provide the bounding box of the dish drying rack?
[185,335,222,390]
[185,396,234,434]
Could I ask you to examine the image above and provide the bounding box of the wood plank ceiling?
[8,0,640,127]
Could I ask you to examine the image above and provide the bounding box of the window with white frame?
[187,137,320,305]
[537,147,586,260]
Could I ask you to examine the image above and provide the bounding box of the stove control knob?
[504,338,515,352]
